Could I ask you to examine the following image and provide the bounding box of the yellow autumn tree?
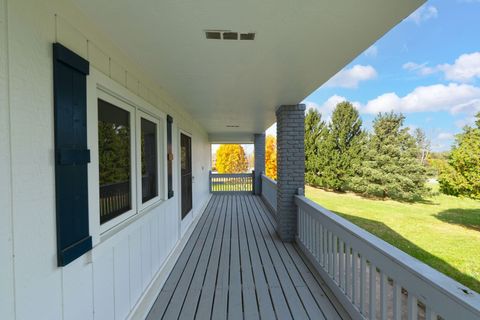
[265,135,277,180]
[215,144,249,173]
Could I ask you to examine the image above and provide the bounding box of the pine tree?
[350,112,428,200]
[322,102,365,191]
[439,112,480,199]
[304,109,326,186]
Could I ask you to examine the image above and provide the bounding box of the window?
[140,117,158,203]
[98,98,132,224]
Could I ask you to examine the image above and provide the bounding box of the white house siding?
[1,0,211,319]
[0,0,15,319]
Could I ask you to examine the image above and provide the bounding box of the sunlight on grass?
[306,184,480,293]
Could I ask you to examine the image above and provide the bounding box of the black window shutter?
[167,115,174,198]
[53,43,92,267]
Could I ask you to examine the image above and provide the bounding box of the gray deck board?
[147,194,350,320]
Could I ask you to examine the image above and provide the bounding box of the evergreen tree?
[350,112,428,200]
[320,102,365,191]
[439,112,480,199]
[304,109,326,186]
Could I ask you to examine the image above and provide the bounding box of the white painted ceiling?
[73,0,424,140]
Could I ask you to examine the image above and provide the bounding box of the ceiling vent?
[205,30,255,41]
[226,125,240,128]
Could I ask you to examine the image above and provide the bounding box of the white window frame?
[97,89,138,234]
[87,69,168,243]
[136,110,164,211]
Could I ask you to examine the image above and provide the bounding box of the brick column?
[254,133,265,195]
[276,104,305,242]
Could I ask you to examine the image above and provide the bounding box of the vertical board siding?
[6,0,210,319]
[93,250,115,320]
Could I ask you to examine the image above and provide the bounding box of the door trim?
[178,129,193,234]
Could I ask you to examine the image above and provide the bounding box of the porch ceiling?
[72,0,424,139]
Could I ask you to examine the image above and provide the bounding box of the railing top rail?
[260,174,277,186]
[210,172,253,178]
[294,194,480,317]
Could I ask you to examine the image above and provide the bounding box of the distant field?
[306,184,480,293]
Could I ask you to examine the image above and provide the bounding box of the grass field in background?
[306,183,480,293]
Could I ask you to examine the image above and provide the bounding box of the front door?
[180,133,192,219]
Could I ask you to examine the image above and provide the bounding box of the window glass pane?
[98,99,131,224]
[141,118,158,203]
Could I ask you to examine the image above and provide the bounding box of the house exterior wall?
[1,0,211,319]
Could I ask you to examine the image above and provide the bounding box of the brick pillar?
[254,133,265,195]
[276,104,305,242]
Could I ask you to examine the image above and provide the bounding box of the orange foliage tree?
[215,144,249,173]
[265,135,277,180]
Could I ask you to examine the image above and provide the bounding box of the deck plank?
[147,194,349,320]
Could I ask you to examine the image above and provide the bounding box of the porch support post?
[276,104,305,242]
[254,133,265,195]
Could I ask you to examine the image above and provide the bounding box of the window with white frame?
[137,111,162,207]
[98,98,133,224]
[96,89,165,232]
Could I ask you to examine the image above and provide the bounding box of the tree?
[413,128,430,165]
[320,102,365,191]
[265,135,277,180]
[304,109,326,186]
[215,144,249,173]
[350,112,428,200]
[439,113,480,199]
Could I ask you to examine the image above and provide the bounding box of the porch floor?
[147,194,350,320]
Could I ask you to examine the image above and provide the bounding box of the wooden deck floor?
[147,194,350,320]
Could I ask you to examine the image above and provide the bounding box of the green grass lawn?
[306,183,480,293]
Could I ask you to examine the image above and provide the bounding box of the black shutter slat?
[167,115,174,198]
[53,43,92,267]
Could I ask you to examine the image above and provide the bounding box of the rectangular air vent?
[222,32,238,40]
[206,31,221,39]
[226,125,240,128]
[240,33,255,40]
[205,30,255,41]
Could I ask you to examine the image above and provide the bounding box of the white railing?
[261,174,277,215]
[295,195,480,320]
[209,171,254,193]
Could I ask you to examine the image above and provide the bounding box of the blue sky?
[267,0,480,152]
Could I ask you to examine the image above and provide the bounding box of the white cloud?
[325,65,377,89]
[304,96,361,122]
[439,52,480,82]
[437,132,454,140]
[363,83,480,114]
[364,45,378,58]
[403,52,480,82]
[406,5,438,25]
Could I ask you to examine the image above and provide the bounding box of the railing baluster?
[360,255,366,315]
[380,272,388,320]
[352,249,358,306]
[319,225,324,266]
[333,235,338,282]
[323,226,328,269]
[369,262,376,320]
[408,294,418,320]
[425,306,437,320]
[328,231,333,277]
[339,240,345,290]
[345,244,351,299]
[393,281,402,320]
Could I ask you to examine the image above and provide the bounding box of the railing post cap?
[297,188,304,196]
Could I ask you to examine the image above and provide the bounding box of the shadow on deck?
[147,194,350,320]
